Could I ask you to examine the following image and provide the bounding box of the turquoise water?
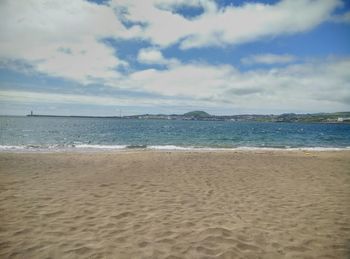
[0,116,350,151]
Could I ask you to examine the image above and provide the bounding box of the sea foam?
[1,144,349,153]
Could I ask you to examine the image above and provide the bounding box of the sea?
[1,116,350,152]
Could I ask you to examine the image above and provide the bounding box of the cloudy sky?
[0,0,349,116]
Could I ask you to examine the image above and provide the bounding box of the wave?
[0,145,28,150]
[74,144,127,149]
[148,145,195,150]
[1,144,350,152]
[233,146,350,151]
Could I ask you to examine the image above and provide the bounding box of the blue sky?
[0,0,349,116]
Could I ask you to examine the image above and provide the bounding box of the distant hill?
[183,111,211,118]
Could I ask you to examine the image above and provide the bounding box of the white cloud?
[113,0,342,49]
[1,57,349,113]
[122,63,234,97]
[113,58,350,112]
[241,54,297,65]
[0,89,208,107]
[137,48,178,65]
[0,0,346,85]
[0,0,139,83]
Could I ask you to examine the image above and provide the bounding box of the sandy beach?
[0,151,349,258]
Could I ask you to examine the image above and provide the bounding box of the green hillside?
[183,111,211,118]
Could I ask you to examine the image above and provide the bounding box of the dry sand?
[0,151,349,259]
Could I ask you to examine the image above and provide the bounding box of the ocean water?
[0,116,350,151]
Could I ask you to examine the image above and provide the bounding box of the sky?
[0,0,350,116]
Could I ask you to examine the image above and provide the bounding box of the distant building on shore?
[337,117,350,122]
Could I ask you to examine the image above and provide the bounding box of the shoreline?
[1,145,350,153]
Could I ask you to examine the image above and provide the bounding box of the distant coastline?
[26,114,122,119]
[26,111,350,123]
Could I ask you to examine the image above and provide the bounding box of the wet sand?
[0,151,349,258]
